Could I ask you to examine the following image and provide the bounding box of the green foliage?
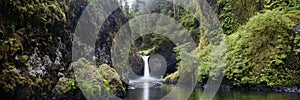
[197,44,212,82]
[217,0,238,35]
[265,0,300,13]
[162,70,179,83]
[215,0,265,35]
[138,46,157,55]
[225,10,300,87]
[172,42,199,83]
[97,64,125,94]
[124,0,130,14]
[174,43,198,72]
[101,79,111,91]
[131,0,145,13]
[81,81,96,100]
[0,0,128,98]
[86,0,92,3]
[48,4,57,10]
[179,12,201,43]
[69,78,79,90]
[196,32,226,83]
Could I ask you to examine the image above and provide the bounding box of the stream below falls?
[125,54,300,100]
[126,82,300,100]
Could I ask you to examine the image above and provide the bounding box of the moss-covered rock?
[99,64,127,97]
[70,58,127,99]
[52,77,72,95]
[0,0,131,98]
[0,0,87,99]
[138,47,157,55]
[162,70,179,84]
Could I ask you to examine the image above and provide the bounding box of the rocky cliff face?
[0,0,128,99]
[0,0,82,99]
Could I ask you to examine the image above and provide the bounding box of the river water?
[128,55,300,100]
[126,83,300,100]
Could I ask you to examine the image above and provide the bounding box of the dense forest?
[124,0,300,87]
[0,0,300,99]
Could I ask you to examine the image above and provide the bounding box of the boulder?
[68,58,127,99]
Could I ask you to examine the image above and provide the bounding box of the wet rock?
[128,86,135,90]
[219,85,232,91]
[99,64,127,98]
[293,24,300,33]
[162,70,179,84]
[0,0,84,99]
[129,51,144,76]
[282,87,300,93]
[71,58,127,98]
[52,77,71,95]
[129,34,178,77]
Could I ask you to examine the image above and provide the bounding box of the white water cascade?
[141,55,151,100]
[127,54,162,100]
[141,55,151,78]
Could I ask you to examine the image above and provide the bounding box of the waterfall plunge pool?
[124,54,300,100]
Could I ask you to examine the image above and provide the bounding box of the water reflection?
[188,88,300,100]
[126,82,170,100]
[143,82,149,100]
[126,84,300,100]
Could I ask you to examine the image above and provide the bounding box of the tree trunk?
[173,0,176,18]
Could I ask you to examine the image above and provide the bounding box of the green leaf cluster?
[225,10,300,87]
[265,0,300,13]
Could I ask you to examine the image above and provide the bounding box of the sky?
[122,0,135,7]
[119,0,135,9]
[127,0,135,3]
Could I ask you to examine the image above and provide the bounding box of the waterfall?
[127,55,162,100]
[141,55,150,78]
[141,55,150,100]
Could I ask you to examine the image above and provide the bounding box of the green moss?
[48,4,57,10]
[82,81,94,100]
[225,10,300,87]
[264,0,300,13]
[0,0,84,98]
[68,78,78,90]
[98,64,125,93]
[86,0,92,3]
[70,58,126,98]
[138,46,157,55]
[217,0,239,35]
[162,71,179,83]
[102,79,110,91]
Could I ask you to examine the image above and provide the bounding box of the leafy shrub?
[225,10,300,87]
[265,0,300,13]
